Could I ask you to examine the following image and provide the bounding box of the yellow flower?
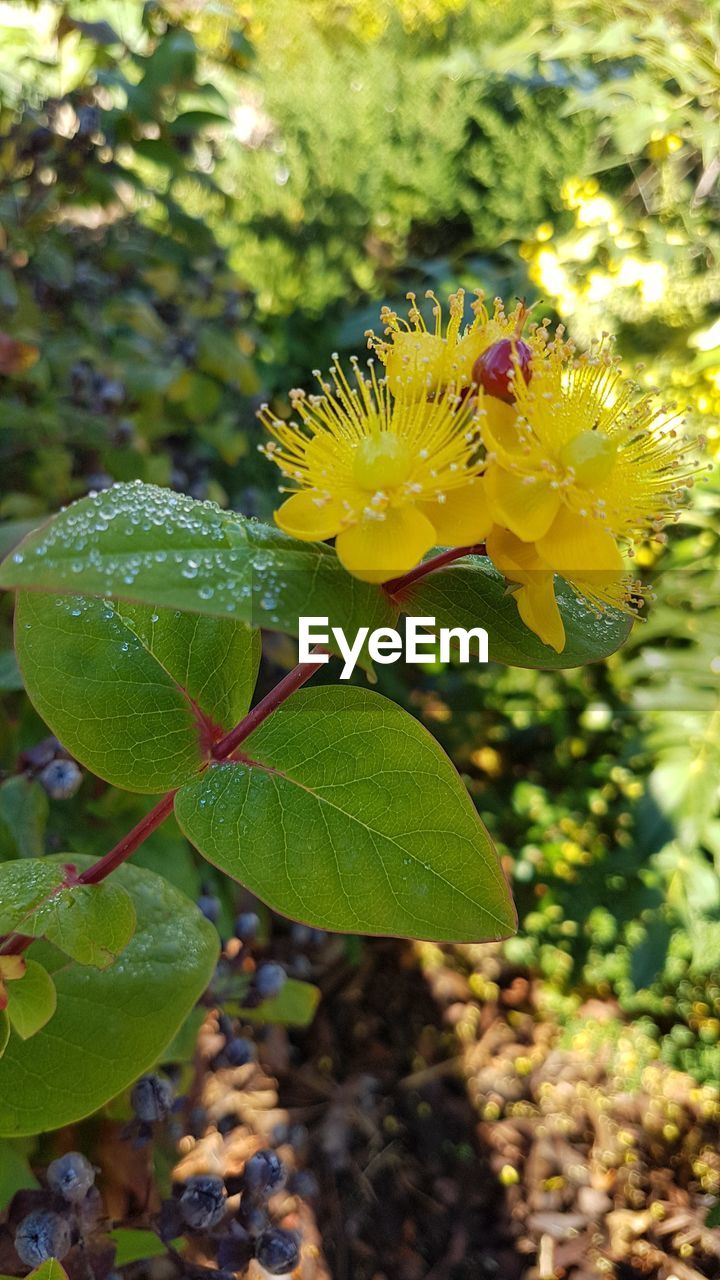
[485,524,624,653]
[482,343,698,650]
[259,355,490,583]
[366,289,546,398]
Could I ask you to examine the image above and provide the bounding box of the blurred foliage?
[215,0,593,381]
[0,0,263,523]
[0,0,719,1086]
[495,1,720,445]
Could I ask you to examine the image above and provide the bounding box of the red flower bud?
[472,337,533,403]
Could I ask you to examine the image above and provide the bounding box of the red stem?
[211,647,328,760]
[0,547,482,955]
[78,791,177,885]
[385,542,484,596]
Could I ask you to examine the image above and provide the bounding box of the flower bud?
[472,337,533,403]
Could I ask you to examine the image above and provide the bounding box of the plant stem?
[384,543,485,596]
[78,791,177,885]
[211,646,328,759]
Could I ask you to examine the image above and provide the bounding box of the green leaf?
[0,1140,39,1209]
[175,686,516,943]
[109,1230,177,1266]
[0,484,396,670]
[14,591,259,792]
[402,556,632,669]
[0,860,136,969]
[0,1012,9,1059]
[0,776,48,859]
[0,857,219,1136]
[27,1263,70,1280]
[238,977,320,1028]
[5,960,57,1040]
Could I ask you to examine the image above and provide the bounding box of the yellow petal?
[274,490,345,542]
[480,397,528,461]
[335,505,436,584]
[537,506,625,576]
[420,480,491,547]
[514,579,566,653]
[486,525,549,583]
[485,463,561,542]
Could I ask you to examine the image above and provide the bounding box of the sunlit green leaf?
[176,686,516,943]
[13,590,259,793]
[0,484,397,671]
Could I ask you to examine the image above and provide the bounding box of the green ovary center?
[353,433,414,490]
[560,430,617,486]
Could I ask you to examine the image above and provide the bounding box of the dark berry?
[197,893,221,924]
[236,1200,268,1237]
[39,758,83,799]
[242,1150,286,1199]
[15,1211,72,1266]
[235,911,260,941]
[20,736,62,772]
[179,1175,227,1231]
[158,1197,185,1243]
[47,1151,95,1203]
[224,1037,256,1067]
[131,1073,174,1123]
[472,336,533,403]
[217,1226,253,1272]
[253,962,286,1001]
[255,1227,300,1275]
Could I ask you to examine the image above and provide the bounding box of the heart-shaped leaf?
[175,686,516,943]
[0,856,219,1136]
[14,591,259,792]
[399,555,632,668]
